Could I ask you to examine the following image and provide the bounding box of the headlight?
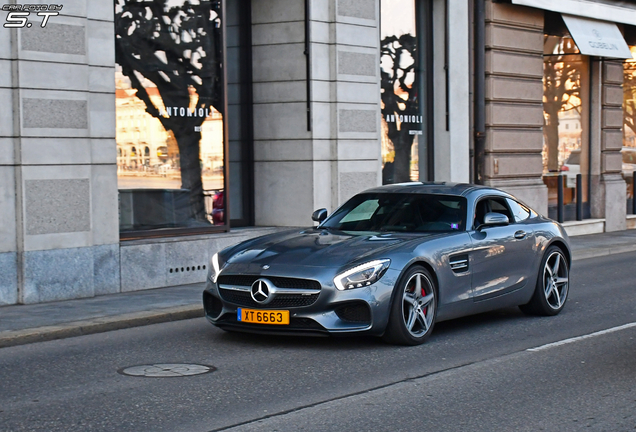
[334,259,390,290]
[211,253,222,283]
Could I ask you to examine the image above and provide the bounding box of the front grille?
[218,275,321,290]
[335,302,371,323]
[218,289,319,308]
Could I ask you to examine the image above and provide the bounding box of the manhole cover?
[118,363,216,377]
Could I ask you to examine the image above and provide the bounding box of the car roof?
[362,182,497,197]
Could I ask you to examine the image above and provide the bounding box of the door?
[469,196,535,301]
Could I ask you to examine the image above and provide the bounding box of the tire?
[519,245,569,316]
[383,266,437,346]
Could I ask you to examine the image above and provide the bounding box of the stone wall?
[251,0,381,226]
[0,0,119,304]
[118,227,286,292]
[600,60,627,231]
[433,0,471,183]
[483,1,548,214]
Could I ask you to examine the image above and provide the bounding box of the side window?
[506,198,531,223]
[474,197,513,228]
[489,198,513,222]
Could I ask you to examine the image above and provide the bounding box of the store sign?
[562,14,631,59]
[511,0,636,27]
[158,107,214,118]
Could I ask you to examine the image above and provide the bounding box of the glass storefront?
[380,0,427,184]
[624,46,636,214]
[542,33,591,221]
[114,0,227,234]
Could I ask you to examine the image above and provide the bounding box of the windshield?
[322,193,467,233]
[565,151,580,165]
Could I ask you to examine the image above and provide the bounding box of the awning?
[562,14,632,59]
[511,0,636,26]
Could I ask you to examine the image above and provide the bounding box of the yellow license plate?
[237,308,290,325]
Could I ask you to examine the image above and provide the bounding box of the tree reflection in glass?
[115,0,224,227]
[380,0,420,184]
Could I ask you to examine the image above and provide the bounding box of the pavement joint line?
[212,318,636,432]
[526,322,636,352]
[0,305,203,349]
[208,359,485,432]
[213,346,544,431]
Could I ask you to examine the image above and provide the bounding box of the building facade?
[1,0,635,305]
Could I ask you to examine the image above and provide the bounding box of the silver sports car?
[203,183,571,345]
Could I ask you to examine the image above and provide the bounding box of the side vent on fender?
[449,254,469,273]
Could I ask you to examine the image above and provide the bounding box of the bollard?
[633,171,636,215]
[557,174,564,223]
[576,174,582,221]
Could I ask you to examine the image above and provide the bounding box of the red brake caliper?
[421,286,427,315]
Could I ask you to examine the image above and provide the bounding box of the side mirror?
[312,208,328,223]
[480,212,509,229]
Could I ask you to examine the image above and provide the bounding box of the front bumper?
[203,268,401,337]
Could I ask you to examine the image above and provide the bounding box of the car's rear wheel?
[520,246,569,316]
[383,266,437,346]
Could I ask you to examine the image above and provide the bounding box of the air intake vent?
[449,254,469,273]
[335,302,371,323]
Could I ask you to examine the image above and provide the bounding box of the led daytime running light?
[334,259,390,290]
[211,253,222,283]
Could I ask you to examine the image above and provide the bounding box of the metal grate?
[218,289,319,308]
[334,302,371,323]
[203,291,223,318]
[218,275,321,290]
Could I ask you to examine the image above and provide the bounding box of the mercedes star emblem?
[251,278,273,304]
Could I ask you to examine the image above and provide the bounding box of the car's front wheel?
[383,266,437,346]
[520,245,569,316]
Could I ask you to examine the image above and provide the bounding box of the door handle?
[514,230,526,239]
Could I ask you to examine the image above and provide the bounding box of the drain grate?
[118,363,216,378]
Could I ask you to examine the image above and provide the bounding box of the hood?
[222,229,428,270]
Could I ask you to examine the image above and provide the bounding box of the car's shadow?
[204,306,533,350]
[434,306,528,336]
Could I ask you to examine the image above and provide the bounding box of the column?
[251,0,382,227]
[483,1,547,214]
[1,0,120,304]
[599,60,627,231]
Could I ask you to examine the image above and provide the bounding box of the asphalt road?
[1,252,635,432]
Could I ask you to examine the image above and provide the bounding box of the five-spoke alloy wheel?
[384,266,437,345]
[520,245,569,316]
[543,249,569,310]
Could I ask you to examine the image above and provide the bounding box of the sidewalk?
[2,229,636,349]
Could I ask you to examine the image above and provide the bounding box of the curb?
[0,304,203,349]
[572,244,636,261]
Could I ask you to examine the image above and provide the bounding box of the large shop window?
[380,0,430,184]
[624,45,636,214]
[115,0,227,235]
[543,34,591,221]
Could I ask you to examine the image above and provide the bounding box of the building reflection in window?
[543,35,590,220]
[115,0,226,232]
